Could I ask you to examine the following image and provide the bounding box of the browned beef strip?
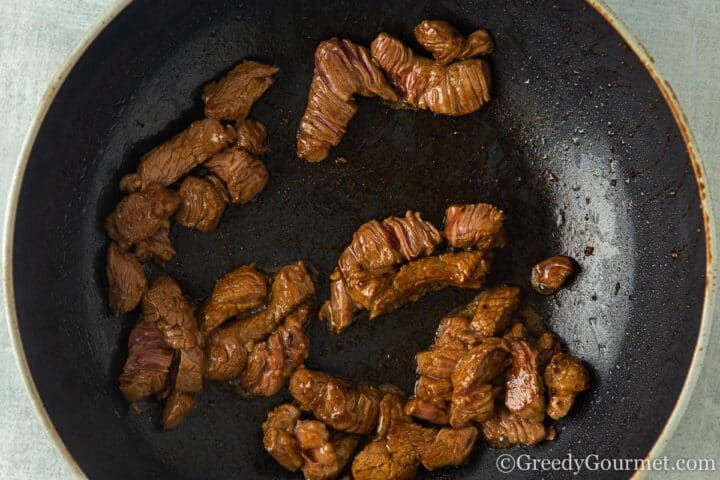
[295,420,358,480]
[174,345,204,393]
[235,118,269,155]
[481,407,548,447]
[161,390,196,430]
[449,384,502,428]
[105,186,180,250]
[106,242,147,315]
[505,339,545,422]
[404,398,449,426]
[205,148,269,204]
[118,320,174,403]
[451,339,510,394]
[176,176,227,232]
[142,276,199,350]
[297,38,398,162]
[544,352,590,420]
[119,119,235,192]
[417,425,478,470]
[198,264,268,334]
[535,332,561,369]
[414,20,494,65]
[443,203,506,249]
[351,438,418,480]
[202,60,279,120]
[371,33,491,116]
[263,403,304,472]
[531,255,576,295]
[319,268,357,335]
[133,224,175,266]
[469,286,521,337]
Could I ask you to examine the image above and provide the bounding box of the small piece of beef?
[531,256,576,295]
[414,20,494,65]
[404,399,449,425]
[415,376,454,403]
[174,346,204,393]
[161,390,196,430]
[376,391,408,438]
[467,286,520,337]
[119,119,235,192]
[481,408,547,448]
[289,368,383,435]
[119,320,174,402]
[544,353,590,420]
[416,346,466,379]
[295,420,358,480]
[319,269,357,334]
[352,439,418,480]
[142,276,199,350]
[105,186,180,249]
[297,39,398,162]
[505,339,545,421]
[418,425,478,470]
[133,225,175,266]
[434,315,482,348]
[235,118,269,155]
[198,265,268,334]
[535,332,561,369]
[449,384,502,428]
[451,339,510,394]
[371,33,491,116]
[505,323,529,341]
[202,60,279,120]
[176,176,227,232]
[205,148,269,204]
[106,242,147,315]
[443,203,505,250]
[265,261,316,322]
[263,403,304,472]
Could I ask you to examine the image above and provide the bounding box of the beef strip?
[202,60,278,121]
[505,322,529,341]
[106,242,147,315]
[352,439,418,480]
[263,403,304,472]
[535,332,561,369]
[295,420,358,480]
[142,276,199,350]
[198,264,268,334]
[133,224,176,266]
[544,353,590,420]
[505,339,545,422]
[105,186,180,250]
[176,176,227,232]
[449,384,502,428]
[119,119,235,192]
[413,20,494,65]
[371,33,491,116]
[451,339,510,394]
[297,38,398,162]
[161,390,196,430]
[118,320,174,403]
[418,425,479,470]
[289,368,383,435]
[443,203,506,249]
[235,118,269,155]
[174,346,204,393]
[205,148,269,204]
[434,315,483,348]
[469,286,521,337]
[531,255,576,295]
[319,269,357,335]
[481,407,548,448]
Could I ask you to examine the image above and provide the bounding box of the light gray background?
[1,1,718,478]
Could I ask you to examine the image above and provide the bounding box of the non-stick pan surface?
[10,0,706,478]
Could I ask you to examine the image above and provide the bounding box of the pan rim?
[2,1,715,478]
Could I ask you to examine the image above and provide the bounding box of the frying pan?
[4,0,714,479]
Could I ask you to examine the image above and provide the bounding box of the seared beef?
[544,353,589,420]
[105,186,180,249]
[289,369,383,435]
[133,225,175,266]
[235,118,269,155]
[434,315,482,348]
[449,384,502,428]
[174,346,204,393]
[263,403,304,472]
[352,439,418,480]
[443,203,505,249]
[469,286,521,337]
[451,340,510,394]
[531,256,576,295]
[418,425,478,470]
[176,176,227,232]
[481,408,547,447]
[535,332,561,368]
[371,33,491,116]
[295,420,358,480]
[202,60,278,120]
[198,264,267,334]
[161,390,196,430]
[505,322,529,341]
[142,276,199,350]
[505,339,545,421]
[119,119,235,192]
[106,242,147,315]
[297,39,398,162]
[118,320,174,403]
[205,148,269,204]
[319,269,357,335]
[414,20,493,65]
[416,346,466,380]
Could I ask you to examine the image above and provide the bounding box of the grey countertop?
[1,1,718,478]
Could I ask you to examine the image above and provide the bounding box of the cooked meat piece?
[544,353,590,420]
[371,33,491,116]
[202,60,278,121]
[161,390,196,430]
[517,304,547,336]
[174,346,204,392]
[263,403,304,472]
[370,250,493,318]
[119,119,235,192]
[106,242,147,315]
[434,315,481,348]
[443,203,506,250]
[535,332,561,368]
[469,286,520,337]
[386,421,435,464]
[415,375,453,403]
[414,20,493,65]
[451,339,510,394]
[295,420,358,480]
[198,265,267,334]
[133,225,176,266]
[352,439,418,480]
[205,148,269,205]
[105,186,180,249]
[297,38,398,162]
[176,176,227,232]
[481,408,547,448]
[418,425,478,470]
[416,346,466,379]
[266,261,316,321]
[319,269,358,334]
[504,322,529,341]
[236,305,310,397]
[376,391,408,438]
[119,320,174,402]
[404,399,449,425]
[289,368,383,435]
[142,276,199,350]
[449,384,502,428]
[505,339,545,421]
[206,174,231,202]
[235,118,269,155]
[531,256,576,295]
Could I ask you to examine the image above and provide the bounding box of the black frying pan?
[7,0,709,479]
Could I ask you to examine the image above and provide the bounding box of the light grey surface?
[0,1,718,478]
